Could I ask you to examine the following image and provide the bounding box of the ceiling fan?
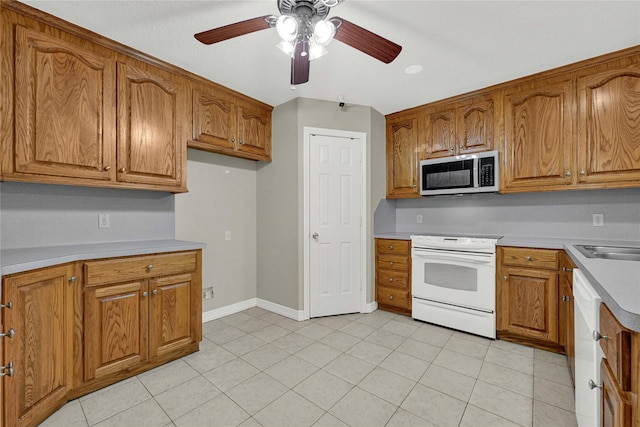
[194,0,402,85]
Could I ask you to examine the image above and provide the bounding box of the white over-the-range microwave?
[419,150,499,196]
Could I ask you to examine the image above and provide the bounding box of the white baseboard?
[363,301,378,313]
[202,298,375,323]
[257,298,305,321]
[202,298,257,323]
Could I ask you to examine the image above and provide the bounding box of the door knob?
[0,328,15,339]
[312,233,319,240]
[592,330,609,341]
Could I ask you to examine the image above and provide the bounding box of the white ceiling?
[21,0,640,115]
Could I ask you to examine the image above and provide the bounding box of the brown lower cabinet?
[497,246,564,352]
[560,252,576,385]
[375,239,412,316]
[1,250,202,427]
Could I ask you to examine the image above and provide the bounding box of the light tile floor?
[41,308,579,427]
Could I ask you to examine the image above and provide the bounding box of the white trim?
[202,298,305,323]
[362,301,378,313]
[257,298,306,321]
[303,127,368,319]
[201,298,257,323]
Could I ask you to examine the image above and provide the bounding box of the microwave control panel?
[479,157,495,187]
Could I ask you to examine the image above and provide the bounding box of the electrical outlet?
[416,214,423,224]
[202,287,214,300]
[593,213,604,227]
[225,231,231,241]
[98,213,110,228]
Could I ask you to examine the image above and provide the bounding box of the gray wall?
[175,149,258,313]
[0,182,174,249]
[392,188,640,241]
[257,98,386,311]
[256,98,300,309]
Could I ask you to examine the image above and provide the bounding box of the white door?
[309,133,362,317]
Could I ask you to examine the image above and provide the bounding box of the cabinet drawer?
[599,304,631,390]
[376,239,410,256]
[376,254,409,272]
[85,251,198,287]
[501,247,559,270]
[377,270,409,289]
[377,286,410,310]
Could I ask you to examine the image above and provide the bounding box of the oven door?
[411,248,495,312]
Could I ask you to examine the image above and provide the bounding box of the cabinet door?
[149,274,200,358]
[423,106,456,159]
[3,264,75,427]
[190,87,237,151]
[498,266,560,344]
[457,97,494,154]
[84,281,148,381]
[14,25,116,181]
[577,55,640,186]
[236,98,272,161]
[116,60,185,189]
[503,78,575,191]
[601,359,632,427]
[386,115,420,198]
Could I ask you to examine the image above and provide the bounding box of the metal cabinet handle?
[104,166,111,171]
[389,295,394,300]
[412,184,417,188]
[240,140,245,145]
[152,289,159,295]
[68,276,77,283]
[580,170,586,175]
[592,330,609,341]
[389,278,394,282]
[503,275,508,280]
[459,145,463,149]
[0,328,15,339]
[119,168,126,173]
[143,291,149,297]
[449,146,454,151]
[0,302,12,310]
[588,379,602,390]
[312,233,319,240]
[0,362,14,378]
[389,262,394,266]
[562,267,573,272]
[562,295,572,302]
[525,256,532,261]
[147,264,154,271]
[389,246,394,250]
[231,137,236,143]
[565,171,572,177]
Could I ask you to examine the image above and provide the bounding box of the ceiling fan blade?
[291,41,310,85]
[332,17,402,64]
[195,15,273,45]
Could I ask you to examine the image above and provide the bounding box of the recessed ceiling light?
[405,65,423,75]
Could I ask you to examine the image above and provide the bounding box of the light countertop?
[1,239,206,276]
[375,232,640,331]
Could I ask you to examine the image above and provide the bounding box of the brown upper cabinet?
[1,2,274,192]
[116,58,188,188]
[385,46,640,198]
[10,25,117,184]
[189,82,273,162]
[421,94,495,159]
[386,114,420,198]
[502,76,575,191]
[577,54,640,187]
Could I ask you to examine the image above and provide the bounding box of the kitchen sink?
[575,245,640,261]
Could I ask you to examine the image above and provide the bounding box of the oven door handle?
[413,250,493,265]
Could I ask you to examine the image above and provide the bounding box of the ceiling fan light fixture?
[276,15,298,41]
[276,39,296,56]
[309,41,328,60]
[313,19,336,46]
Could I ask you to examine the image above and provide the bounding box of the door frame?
[303,127,368,319]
